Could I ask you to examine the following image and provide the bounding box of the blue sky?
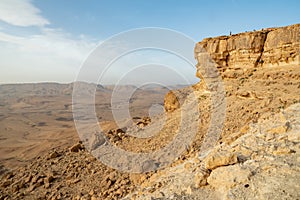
[35,0,300,40]
[0,0,299,84]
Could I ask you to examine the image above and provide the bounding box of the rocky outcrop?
[164,87,194,112]
[262,24,300,67]
[195,30,269,70]
[141,24,300,199]
[125,103,300,200]
[165,24,300,113]
[194,24,300,78]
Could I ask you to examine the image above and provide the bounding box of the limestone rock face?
[166,24,299,113]
[262,24,300,67]
[165,24,300,112]
[195,31,268,70]
[195,24,300,78]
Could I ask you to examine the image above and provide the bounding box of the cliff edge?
[136,24,300,199]
[195,24,300,78]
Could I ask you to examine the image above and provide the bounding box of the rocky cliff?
[165,24,300,113]
[194,24,300,79]
[154,24,300,199]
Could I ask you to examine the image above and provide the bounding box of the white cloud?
[0,0,49,27]
[21,28,96,61]
[0,29,98,83]
[0,0,101,83]
[0,32,22,43]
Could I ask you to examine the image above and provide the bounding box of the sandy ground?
[0,83,174,170]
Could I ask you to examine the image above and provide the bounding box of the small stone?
[24,174,32,183]
[186,186,192,195]
[204,148,238,170]
[194,172,209,187]
[44,175,54,184]
[71,179,81,184]
[120,179,129,185]
[184,162,193,170]
[101,180,112,190]
[37,178,44,185]
[265,133,275,141]
[111,135,122,143]
[88,190,94,196]
[193,157,201,164]
[207,164,251,190]
[237,91,251,98]
[4,172,13,179]
[31,175,40,184]
[129,174,145,185]
[116,128,126,134]
[194,164,210,187]
[108,172,117,182]
[136,121,146,128]
[273,147,293,155]
[70,143,83,152]
[44,182,50,189]
[267,125,288,134]
[91,196,99,200]
[148,187,156,193]
[49,151,59,159]
[115,188,123,195]
[27,184,36,192]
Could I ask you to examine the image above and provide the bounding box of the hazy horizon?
[0,81,192,88]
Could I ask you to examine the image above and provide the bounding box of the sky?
[0,0,299,85]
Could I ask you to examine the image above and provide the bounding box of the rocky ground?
[125,103,300,199]
[0,142,135,200]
